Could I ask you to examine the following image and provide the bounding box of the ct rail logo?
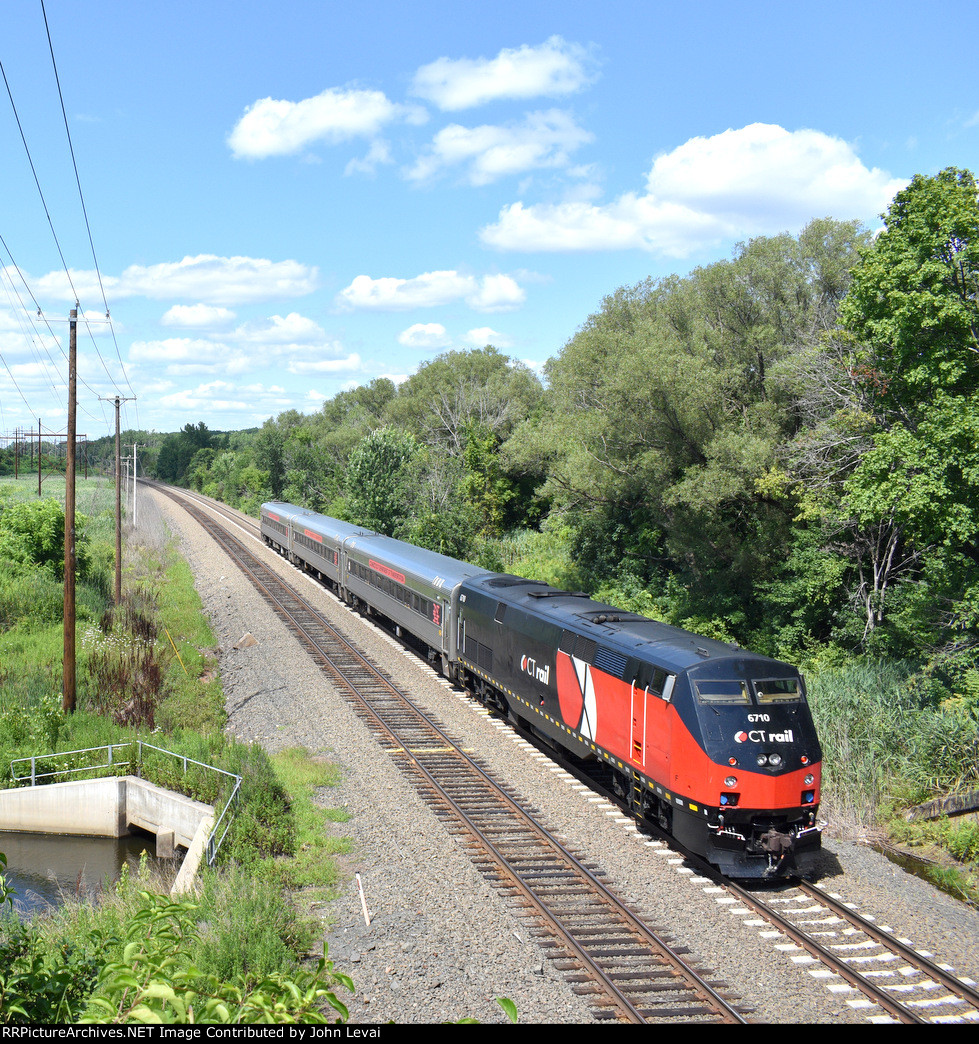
[735,729,795,744]
[520,654,550,685]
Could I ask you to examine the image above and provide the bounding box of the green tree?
[384,346,542,456]
[254,419,286,499]
[787,169,979,663]
[344,427,420,535]
[841,167,979,410]
[511,220,867,638]
[154,422,215,485]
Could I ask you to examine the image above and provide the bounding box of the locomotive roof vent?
[486,576,548,588]
[581,611,645,624]
[526,589,590,599]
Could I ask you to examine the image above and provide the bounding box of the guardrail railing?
[9,741,242,866]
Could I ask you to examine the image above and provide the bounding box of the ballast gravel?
[138,486,979,1025]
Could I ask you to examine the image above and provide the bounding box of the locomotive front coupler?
[758,826,795,877]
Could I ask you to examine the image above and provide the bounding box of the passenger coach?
[261,502,823,878]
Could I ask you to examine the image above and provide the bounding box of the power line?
[41,0,138,408]
[41,1,107,316]
[0,8,137,438]
[0,54,80,307]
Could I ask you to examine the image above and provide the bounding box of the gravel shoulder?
[138,486,979,1025]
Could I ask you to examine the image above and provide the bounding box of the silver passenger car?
[260,502,374,590]
[341,531,489,673]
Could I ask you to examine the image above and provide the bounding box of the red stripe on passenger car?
[369,559,406,584]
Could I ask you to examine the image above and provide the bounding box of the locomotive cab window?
[693,679,751,705]
[754,678,803,703]
[632,663,671,699]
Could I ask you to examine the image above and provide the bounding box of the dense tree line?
[155,168,979,711]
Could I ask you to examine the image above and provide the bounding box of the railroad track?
[142,480,261,539]
[565,755,979,1024]
[727,878,979,1024]
[159,486,747,1024]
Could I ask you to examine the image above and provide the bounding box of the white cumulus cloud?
[480,123,907,256]
[229,312,327,345]
[345,139,394,176]
[398,323,452,349]
[407,109,593,185]
[337,270,525,313]
[128,337,251,376]
[412,36,598,110]
[287,353,362,375]
[157,380,295,417]
[161,304,236,328]
[38,255,317,306]
[464,327,512,348]
[228,87,423,159]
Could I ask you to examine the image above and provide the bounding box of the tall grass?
[807,660,979,831]
[0,476,355,1022]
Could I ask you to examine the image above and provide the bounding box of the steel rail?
[723,879,928,1024]
[798,880,979,1018]
[162,487,746,1024]
[583,773,979,1025]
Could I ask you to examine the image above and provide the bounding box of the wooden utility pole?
[99,395,136,605]
[63,308,77,714]
[132,441,139,528]
[113,399,122,605]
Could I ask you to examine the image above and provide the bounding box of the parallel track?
[729,877,979,1024]
[539,745,979,1022]
[160,486,747,1024]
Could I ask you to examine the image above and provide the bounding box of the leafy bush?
[192,866,317,985]
[0,499,90,581]
[946,819,979,864]
[0,561,63,627]
[0,871,352,1025]
[0,693,66,759]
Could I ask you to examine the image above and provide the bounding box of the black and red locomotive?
[262,501,823,878]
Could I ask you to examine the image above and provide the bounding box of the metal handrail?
[8,741,242,865]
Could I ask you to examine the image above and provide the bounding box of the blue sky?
[1,0,977,438]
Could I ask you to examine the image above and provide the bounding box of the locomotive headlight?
[769,753,783,768]
[724,776,737,788]
[756,754,767,767]
[804,774,814,786]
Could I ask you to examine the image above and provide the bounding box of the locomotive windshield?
[693,679,751,704]
[693,677,804,705]
[753,678,804,703]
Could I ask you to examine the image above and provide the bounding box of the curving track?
[153,483,979,1024]
[156,484,747,1024]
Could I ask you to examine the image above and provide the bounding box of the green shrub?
[0,561,63,627]
[946,819,979,863]
[192,866,317,985]
[0,499,91,581]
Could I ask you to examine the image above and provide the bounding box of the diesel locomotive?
[261,501,823,878]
